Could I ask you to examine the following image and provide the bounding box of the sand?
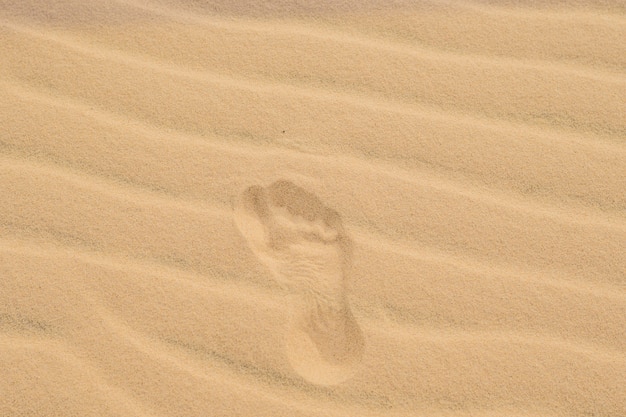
[1,0,625,416]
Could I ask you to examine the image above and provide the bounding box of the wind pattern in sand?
[1,0,625,416]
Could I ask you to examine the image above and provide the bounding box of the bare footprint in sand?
[233,180,364,385]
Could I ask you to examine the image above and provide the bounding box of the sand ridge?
[1,0,625,416]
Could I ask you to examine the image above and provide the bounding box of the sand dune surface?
[1,0,625,416]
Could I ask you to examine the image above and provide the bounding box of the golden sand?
[1,0,625,416]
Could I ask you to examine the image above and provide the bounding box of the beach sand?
[1,0,625,416]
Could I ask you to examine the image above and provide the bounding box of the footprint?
[233,180,364,385]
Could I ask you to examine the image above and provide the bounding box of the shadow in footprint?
[233,180,364,385]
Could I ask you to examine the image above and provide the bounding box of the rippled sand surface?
[1,1,625,416]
